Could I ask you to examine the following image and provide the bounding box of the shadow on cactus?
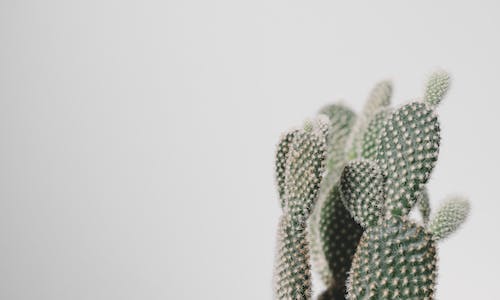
[273,71,470,299]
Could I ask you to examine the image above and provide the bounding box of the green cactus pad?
[285,128,327,230]
[347,218,437,300]
[346,81,392,160]
[319,104,357,184]
[319,186,363,297]
[275,216,312,300]
[274,117,329,299]
[340,160,384,228]
[360,108,392,160]
[362,80,393,120]
[424,70,450,107]
[428,196,470,241]
[275,130,298,209]
[376,102,440,217]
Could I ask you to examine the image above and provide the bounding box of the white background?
[0,1,498,299]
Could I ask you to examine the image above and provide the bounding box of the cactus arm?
[360,108,392,161]
[275,215,313,299]
[285,120,328,229]
[346,81,392,160]
[274,118,328,299]
[376,102,440,218]
[347,218,437,300]
[428,196,470,241]
[339,160,384,228]
[275,130,298,209]
[318,104,358,184]
[362,80,393,119]
[424,70,451,107]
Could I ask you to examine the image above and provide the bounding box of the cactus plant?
[273,70,470,299]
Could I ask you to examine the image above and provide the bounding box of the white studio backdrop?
[0,1,498,299]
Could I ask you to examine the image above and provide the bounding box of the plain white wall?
[0,0,498,299]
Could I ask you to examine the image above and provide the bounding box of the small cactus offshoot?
[273,70,470,300]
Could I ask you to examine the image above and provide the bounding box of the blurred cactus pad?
[273,71,469,300]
